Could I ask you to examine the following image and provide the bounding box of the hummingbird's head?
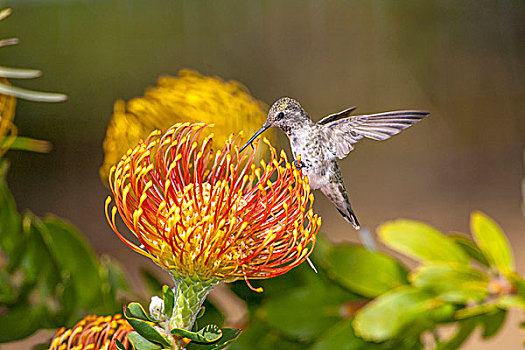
[266,97,308,131]
[240,97,309,152]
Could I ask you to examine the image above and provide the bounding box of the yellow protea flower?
[48,314,132,350]
[100,69,272,182]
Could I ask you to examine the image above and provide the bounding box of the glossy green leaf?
[470,211,514,275]
[163,285,174,318]
[481,309,506,338]
[378,220,468,265]
[309,318,379,350]
[261,277,351,341]
[451,234,489,267]
[124,307,171,348]
[353,287,443,342]
[410,263,488,303]
[128,331,163,350]
[185,328,241,350]
[324,244,407,297]
[127,302,155,322]
[436,318,477,350]
[172,324,222,343]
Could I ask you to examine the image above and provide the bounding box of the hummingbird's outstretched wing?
[317,106,357,125]
[322,110,429,159]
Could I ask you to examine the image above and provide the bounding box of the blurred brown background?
[1,0,523,348]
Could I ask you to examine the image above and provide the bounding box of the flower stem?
[169,273,219,331]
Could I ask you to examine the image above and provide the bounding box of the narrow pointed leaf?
[162,285,174,318]
[470,211,514,275]
[378,220,468,265]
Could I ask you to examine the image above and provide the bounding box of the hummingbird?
[240,97,429,230]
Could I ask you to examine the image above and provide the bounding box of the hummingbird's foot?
[293,159,306,170]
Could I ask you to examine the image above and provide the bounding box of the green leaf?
[451,234,489,267]
[309,318,379,350]
[128,331,163,350]
[172,324,222,343]
[324,244,407,297]
[378,220,468,265]
[480,309,506,338]
[124,307,171,348]
[455,304,497,319]
[353,287,445,342]
[261,277,351,341]
[0,303,47,342]
[497,295,525,309]
[0,160,21,256]
[436,318,477,350]
[163,285,174,318]
[36,216,103,307]
[470,211,514,275]
[126,302,156,322]
[185,328,241,350]
[410,263,489,303]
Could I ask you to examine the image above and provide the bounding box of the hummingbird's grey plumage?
[241,97,430,230]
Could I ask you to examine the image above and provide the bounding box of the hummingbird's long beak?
[239,124,270,152]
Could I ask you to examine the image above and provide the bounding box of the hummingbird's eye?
[277,112,284,120]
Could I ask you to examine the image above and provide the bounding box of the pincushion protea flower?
[105,122,320,330]
[100,69,273,182]
[48,314,132,350]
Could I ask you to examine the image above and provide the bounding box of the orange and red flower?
[48,314,132,350]
[105,123,320,290]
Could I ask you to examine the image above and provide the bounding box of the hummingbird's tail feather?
[337,207,360,230]
[320,179,360,230]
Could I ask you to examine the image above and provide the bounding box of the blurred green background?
[1,0,523,348]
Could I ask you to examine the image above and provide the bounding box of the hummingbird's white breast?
[288,125,337,190]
